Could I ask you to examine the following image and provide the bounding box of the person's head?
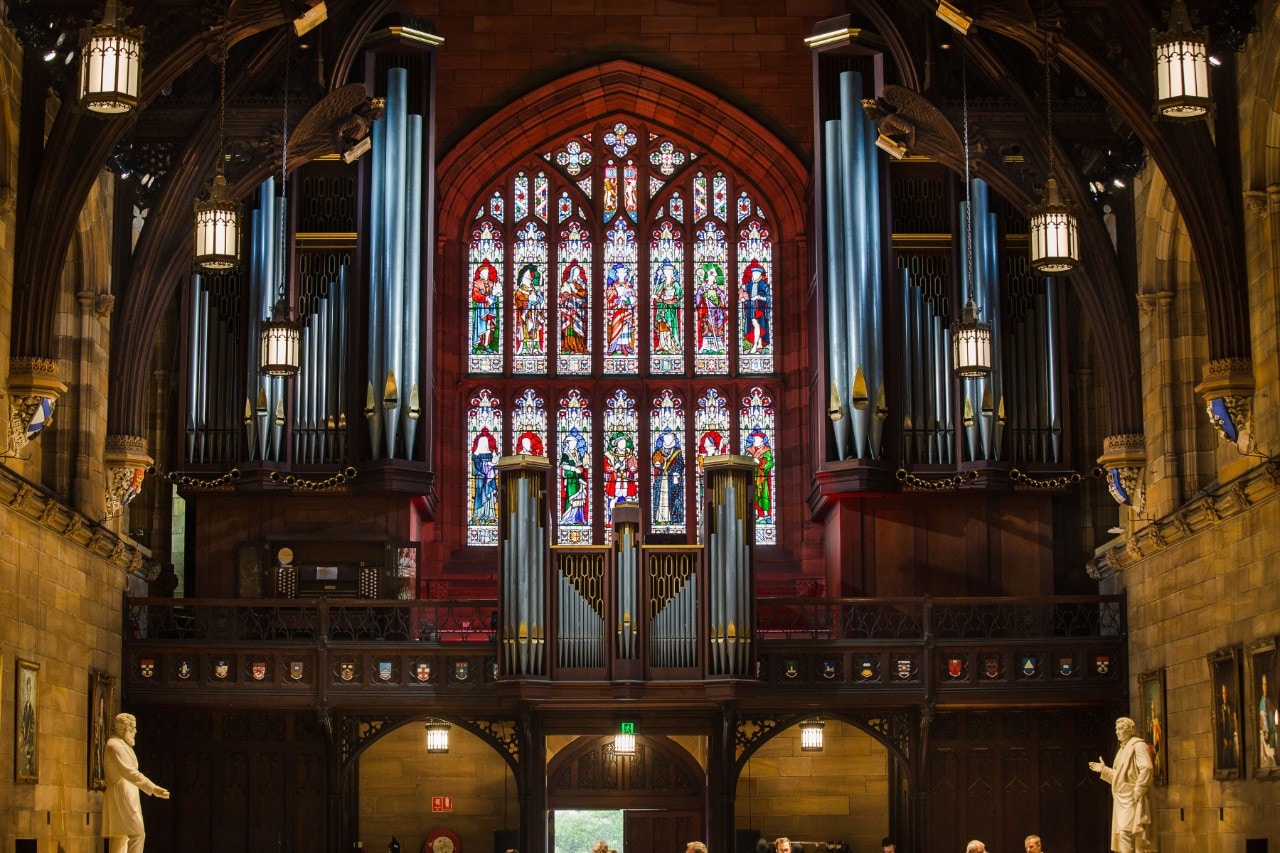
[1024,835,1042,853]
[774,838,792,853]
[685,843,707,853]
[1264,674,1270,693]
[966,841,986,853]
[592,842,608,853]
[881,839,897,853]
[1116,716,1137,741]
[1222,683,1229,701]
[112,712,138,745]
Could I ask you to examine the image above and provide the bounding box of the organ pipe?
[498,454,549,677]
[703,454,755,676]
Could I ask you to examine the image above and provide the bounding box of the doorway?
[550,808,700,853]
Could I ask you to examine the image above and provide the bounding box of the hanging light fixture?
[800,718,825,752]
[259,41,300,378]
[614,721,637,755]
[78,0,143,114]
[1028,17,1079,275]
[194,11,240,270]
[952,46,993,379]
[1152,1,1212,120]
[425,719,451,753]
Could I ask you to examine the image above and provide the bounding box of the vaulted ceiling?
[4,0,1256,439]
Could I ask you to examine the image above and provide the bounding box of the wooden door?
[624,810,701,852]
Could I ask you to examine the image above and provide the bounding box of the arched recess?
[546,734,705,811]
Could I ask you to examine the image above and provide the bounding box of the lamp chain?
[962,45,975,304]
[277,37,290,308]
[217,8,227,177]
[1043,9,1054,178]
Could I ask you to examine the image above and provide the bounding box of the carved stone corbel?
[1243,189,1268,220]
[6,357,67,456]
[1097,433,1146,514]
[1194,358,1254,453]
[104,435,152,519]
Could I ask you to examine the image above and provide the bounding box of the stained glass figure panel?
[557,222,592,375]
[694,388,730,534]
[738,220,774,373]
[624,160,638,222]
[603,162,618,222]
[512,221,549,374]
[602,220,639,374]
[468,221,503,373]
[650,221,685,374]
[693,221,729,374]
[466,390,502,545]
[650,390,686,535]
[740,386,776,545]
[601,389,639,537]
[557,390,593,545]
[511,388,548,457]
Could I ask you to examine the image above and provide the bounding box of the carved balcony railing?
[122,595,1125,706]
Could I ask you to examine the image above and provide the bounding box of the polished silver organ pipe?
[1045,279,1061,462]
[865,105,886,458]
[186,275,201,462]
[403,113,424,460]
[838,72,868,459]
[366,105,385,459]
[941,317,954,462]
[823,119,851,460]
[515,479,528,673]
[191,280,206,462]
[335,266,349,461]
[383,68,407,459]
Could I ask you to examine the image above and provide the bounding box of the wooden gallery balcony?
[122,593,1126,711]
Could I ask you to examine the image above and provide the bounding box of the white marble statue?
[1089,716,1156,852]
[102,713,170,853]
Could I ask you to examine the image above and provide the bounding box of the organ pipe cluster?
[556,550,606,668]
[647,549,698,669]
[704,455,755,676]
[186,272,243,464]
[898,261,955,464]
[246,178,288,462]
[613,503,640,660]
[498,455,548,676]
[293,265,349,464]
[957,178,1004,461]
[824,70,887,461]
[365,67,424,460]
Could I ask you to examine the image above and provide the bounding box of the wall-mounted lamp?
[425,719,451,753]
[800,718,825,752]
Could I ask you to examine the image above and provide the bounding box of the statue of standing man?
[1089,717,1156,852]
[103,713,169,853]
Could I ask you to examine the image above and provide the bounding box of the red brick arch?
[437,60,808,244]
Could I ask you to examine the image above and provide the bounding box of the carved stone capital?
[1194,358,1254,452]
[104,435,152,520]
[1098,433,1146,512]
[7,358,67,453]
[1243,189,1268,219]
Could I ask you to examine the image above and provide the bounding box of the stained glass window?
[601,389,639,533]
[694,388,730,534]
[693,221,729,374]
[557,390,593,545]
[463,120,780,547]
[467,390,502,545]
[558,221,592,375]
[650,390,686,535]
[511,388,547,457]
[650,221,684,374]
[468,221,503,373]
[512,221,548,373]
[740,386,776,545]
[738,220,773,373]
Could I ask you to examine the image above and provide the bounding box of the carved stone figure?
[1089,717,1157,852]
[102,713,169,853]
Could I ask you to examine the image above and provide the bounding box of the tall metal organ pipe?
[823,119,851,460]
[365,67,424,460]
[830,70,886,460]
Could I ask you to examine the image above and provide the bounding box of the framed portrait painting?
[1246,637,1279,779]
[88,670,116,790]
[1138,668,1168,785]
[15,659,38,783]
[1208,646,1244,780]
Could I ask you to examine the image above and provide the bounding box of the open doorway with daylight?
[547,734,706,852]
[735,718,898,853]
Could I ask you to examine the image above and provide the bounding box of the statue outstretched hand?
[153,786,171,799]
[1088,755,1107,774]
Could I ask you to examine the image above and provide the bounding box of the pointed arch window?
[462,119,779,546]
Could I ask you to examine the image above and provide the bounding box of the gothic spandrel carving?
[735,716,782,759]
[471,719,520,763]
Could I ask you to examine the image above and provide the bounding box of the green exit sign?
[619,722,635,734]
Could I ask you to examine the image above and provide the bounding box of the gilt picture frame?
[88,670,116,790]
[15,659,38,783]
[1138,668,1168,785]
[1246,637,1279,779]
[1208,646,1244,780]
